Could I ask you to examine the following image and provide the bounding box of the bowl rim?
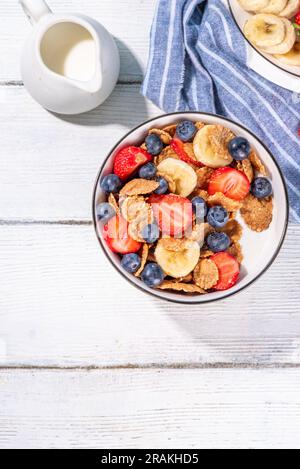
[92,111,289,305]
[227,0,300,79]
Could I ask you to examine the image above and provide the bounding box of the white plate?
[228,0,300,92]
[93,112,288,304]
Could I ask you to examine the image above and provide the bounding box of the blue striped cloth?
[142,0,300,222]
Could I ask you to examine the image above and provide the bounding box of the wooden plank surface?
[1,0,300,450]
[0,85,159,221]
[0,223,299,367]
[1,368,300,449]
[0,1,298,370]
[0,0,156,83]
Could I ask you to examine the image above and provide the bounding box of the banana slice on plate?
[193,125,234,169]
[259,0,288,14]
[261,18,295,54]
[155,239,200,278]
[279,0,300,18]
[244,14,286,47]
[156,158,197,197]
[274,41,300,65]
[238,0,270,11]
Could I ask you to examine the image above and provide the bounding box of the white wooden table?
[1,0,300,449]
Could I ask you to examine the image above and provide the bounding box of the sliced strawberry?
[211,252,240,291]
[208,167,250,201]
[170,138,203,168]
[149,194,193,237]
[113,146,152,180]
[103,215,141,254]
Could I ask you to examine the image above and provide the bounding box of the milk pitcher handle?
[19,0,52,24]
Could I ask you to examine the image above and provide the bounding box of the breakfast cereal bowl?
[93,112,288,304]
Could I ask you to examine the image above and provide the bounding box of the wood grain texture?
[1,368,300,449]
[0,0,156,83]
[1,0,300,451]
[0,223,299,367]
[0,85,159,221]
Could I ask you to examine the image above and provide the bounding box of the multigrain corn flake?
[158,281,206,294]
[241,194,273,232]
[135,244,149,277]
[193,259,219,290]
[249,151,267,176]
[120,179,159,196]
[236,159,254,183]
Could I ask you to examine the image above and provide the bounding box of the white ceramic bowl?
[228,0,300,93]
[93,112,288,304]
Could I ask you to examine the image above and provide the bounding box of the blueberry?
[191,197,208,221]
[154,176,169,194]
[139,162,157,180]
[228,137,251,161]
[145,134,164,156]
[251,177,273,199]
[207,205,229,229]
[121,253,141,274]
[206,232,231,253]
[100,174,122,193]
[176,121,197,142]
[141,263,165,288]
[96,202,116,224]
[141,224,160,243]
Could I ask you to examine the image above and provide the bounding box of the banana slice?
[244,14,286,47]
[261,18,295,53]
[274,41,300,64]
[279,0,300,18]
[238,0,270,11]
[156,158,197,197]
[155,239,200,278]
[193,125,234,169]
[260,0,288,14]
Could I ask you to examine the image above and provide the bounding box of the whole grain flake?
[249,150,267,176]
[236,159,254,182]
[135,244,149,277]
[162,124,177,136]
[159,237,188,252]
[120,179,159,196]
[120,196,150,223]
[193,259,219,290]
[227,242,244,264]
[207,192,243,212]
[158,281,207,294]
[196,167,214,190]
[241,194,273,232]
[108,193,120,213]
[154,146,180,165]
[219,219,243,242]
[149,128,172,145]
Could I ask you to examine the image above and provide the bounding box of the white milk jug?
[19,0,120,114]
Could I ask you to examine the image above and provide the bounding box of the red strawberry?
[149,194,193,237]
[170,138,203,167]
[211,252,240,291]
[295,11,300,26]
[114,146,152,180]
[208,167,250,201]
[103,215,141,254]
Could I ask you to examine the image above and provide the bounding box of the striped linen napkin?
[142,0,300,222]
